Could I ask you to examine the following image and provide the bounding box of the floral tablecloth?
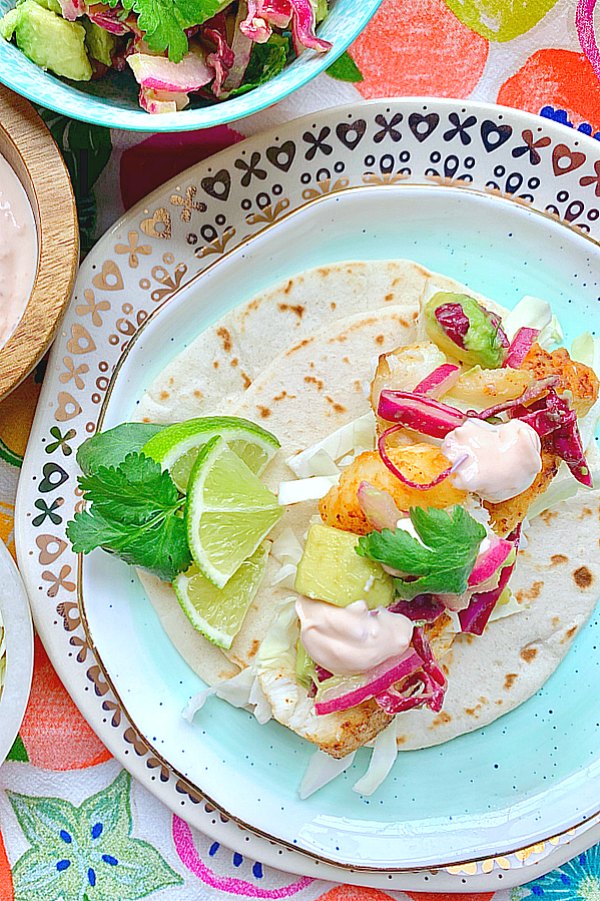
[1,1,600,898]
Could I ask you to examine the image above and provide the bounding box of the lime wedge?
[142,416,280,493]
[173,544,268,649]
[186,436,283,588]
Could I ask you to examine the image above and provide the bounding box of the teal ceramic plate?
[15,99,600,884]
[0,0,381,131]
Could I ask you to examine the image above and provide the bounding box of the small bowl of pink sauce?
[0,84,78,399]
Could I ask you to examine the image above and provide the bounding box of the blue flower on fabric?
[512,846,600,900]
[539,106,600,141]
[8,770,182,900]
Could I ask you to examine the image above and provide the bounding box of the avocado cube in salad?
[295,523,394,610]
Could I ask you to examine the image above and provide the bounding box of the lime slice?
[142,416,280,493]
[173,544,268,649]
[186,436,283,588]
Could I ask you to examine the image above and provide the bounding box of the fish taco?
[68,260,600,795]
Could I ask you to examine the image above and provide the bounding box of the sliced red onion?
[458,558,516,635]
[511,390,592,487]
[205,16,235,97]
[288,0,331,52]
[487,311,510,348]
[378,427,467,491]
[88,10,130,34]
[477,376,559,420]
[388,595,446,623]
[503,327,540,370]
[435,303,470,349]
[468,536,514,588]
[357,482,403,531]
[314,649,423,716]
[413,364,461,399]
[377,628,447,713]
[378,390,467,437]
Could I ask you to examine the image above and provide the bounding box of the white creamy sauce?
[296,597,413,676]
[0,154,37,349]
[441,417,542,503]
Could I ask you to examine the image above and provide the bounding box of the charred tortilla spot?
[330,302,337,310]
[496,699,504,706]
[504,673,518,690]
[242,372,252,389]
[213,360,219,369]
[247,639,260,659]
[286,338,313,355]
[384,293,394,302]
[552,616,561,627]
[396,735,406,745]
[257,406,271,419]
[562,625,578,643]
[551,554,568,566]
[304,375,324,391]
[231,358,239,367]
[325,396,346,414]
[193,389,203,399]
[160,390,169,400]
[465,705,482,717]
[573,566,593,589]
[375,335,385,345]
[520,646,538,663]
[541,509,559,525]
[278,302,305,319]
[216,327,232,352]
[431,711,452,727]
[284,280,293,295]
[580,507,593,519]
[516,580,543,603]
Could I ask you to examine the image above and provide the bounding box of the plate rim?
[15,96,600,882]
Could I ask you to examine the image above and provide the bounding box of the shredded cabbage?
[352,718,399,796]
[503,295,563,349]
[286,412,375,478]
[271,527,303,566]
[278,475,339,505]
[183,666,272,725]
[299,749,356,799]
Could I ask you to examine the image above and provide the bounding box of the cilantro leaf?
[78,453,180,525]
[230,34,291,97]
[77,422,164,476]
[107,0,221,63]
[67,451,191,582]
[356,506,486,600]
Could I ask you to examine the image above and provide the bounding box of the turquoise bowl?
[0,0,381,131]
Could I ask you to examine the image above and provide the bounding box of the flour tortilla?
[137,261,600,755]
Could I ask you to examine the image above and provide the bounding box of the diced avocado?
[424,291,508,369]
[0,7,19,39]
[21,0,63,15]
[295,640,317,689]
[83,17,116,66]
[294,523,394,609]
[13,1,92,81]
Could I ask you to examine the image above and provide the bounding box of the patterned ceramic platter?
[15,98,600,890]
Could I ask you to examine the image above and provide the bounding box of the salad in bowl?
[68,260,600,796]
[0,0,332,114]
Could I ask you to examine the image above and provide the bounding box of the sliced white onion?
[278,475,339,505]
[299,749,356,799]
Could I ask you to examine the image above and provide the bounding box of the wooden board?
[0,84,79,400]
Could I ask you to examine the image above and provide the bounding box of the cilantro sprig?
[67,451,191,582]
[107,0,222,63]
[356,506,486,600]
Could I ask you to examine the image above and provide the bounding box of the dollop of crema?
[0,154,37,349]
[295,597,413,676]
[441,418,542,503]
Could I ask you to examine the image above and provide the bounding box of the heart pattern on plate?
[66,324,96,356]
[336,120,367,150]
[92,260,124,291]
[140,209,172,240]
[408,112,440,142]
[266,141,296,172]
[552,144,586,176]
[201,170,232,202]
[480,120,513,152]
